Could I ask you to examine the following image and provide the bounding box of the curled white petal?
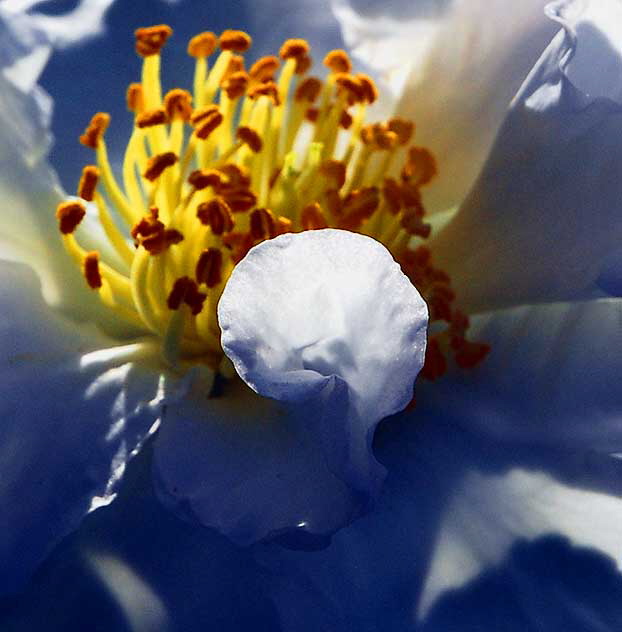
[218,229,428,422]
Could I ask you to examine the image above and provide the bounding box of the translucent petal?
[332,0,557,213]
[431,0,622,311]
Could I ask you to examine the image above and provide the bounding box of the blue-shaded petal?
[0,262,179,595]
[419,298,622,451]
[153,377,367,546]
[1,442,279,631]
[431,0,622,310]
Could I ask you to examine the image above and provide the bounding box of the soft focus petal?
[155,230,427,544]
[331,0,444,102]
[0,262,181,595]
[334,0,558,213]
[431,0,622,311]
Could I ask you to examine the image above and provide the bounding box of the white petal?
[420,298,622,451]
[219,229,427,420]
[0,261,179,595]
[153,378,365,545]
[333,0,557,214]
[1,0,115,50]
[219,230,427,491]
[431,0,622,310]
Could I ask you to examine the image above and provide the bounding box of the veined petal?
[0,262,181,595]
[155,230,427,543]
[431,0,622,311]
[333,0,557,214]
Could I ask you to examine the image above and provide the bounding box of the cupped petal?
[0,261,181,595]
[153,378,364,547]
[430,0,622,311]
[333,0,558,214]
[155,230,427,544]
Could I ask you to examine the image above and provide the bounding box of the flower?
[2,0,622,630]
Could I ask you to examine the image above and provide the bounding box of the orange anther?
[356,73,378,104]
[196,198,235,235]
[143,151,178,181]
[323,49,351,74]
[250,207,277,240]
[135,24,173,57]
[340,109,353,129]
[279,38,310,60]
[402,147,438,187]
[221,54,245,82]
[83,251,102,289]
[221,188,257,213]
[190,104,220,125]
[136,108,168,128]
[164,89,193,121]
[77,165,100,202]
[79,112,110,149]
[320,160,346,189]
[249,56,280,82]
[187,31,218,57]
[295,54,312,74]
[222,71,249,99]
[301,202,328,230]
[56,201,86,234]
[196,248,223,288]
[126,83,144,113]
[334,73,363,103]
[193,108,223,140]
[236,126,262,152]
[248,81,280,105]
[388,118,414,145]
[167,276,206,314]
[382,178,402,214]
[295,76,322,102]
[188,169,222,190]
[219,29,252,52]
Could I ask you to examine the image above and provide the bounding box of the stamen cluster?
[55,25,488,381]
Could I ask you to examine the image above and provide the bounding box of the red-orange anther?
[188,169,222,190]
[279,38,309,60]
[135,24,173,57]
[126,83,144,113]
[56,201,86,234]
[219,29,252,52]
[79,112,110,149]
[196,248,223,288]
[249,56,280,82]
[136,108,168,128]
[323,49,352,73]
[196,198,235,235]
[236,126,262,152]
[143,152,178,181]
[83,251,102,289]
[295,76,322,102]
[164,89,193,121]
[301,203,328,230]
[187,31,218,57]
[78,165,100,202]
[250,207,277,240]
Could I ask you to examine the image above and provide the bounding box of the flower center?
[55,24,488,381]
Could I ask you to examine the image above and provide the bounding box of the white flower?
[1,1,621,629]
